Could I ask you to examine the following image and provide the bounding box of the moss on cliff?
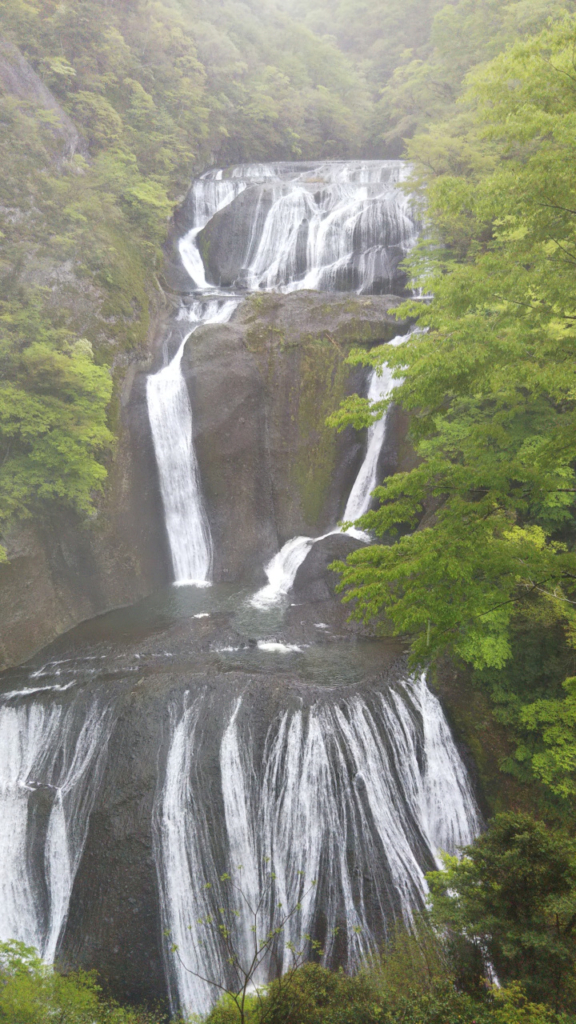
[292,338,350,525]
[239,293,406,530]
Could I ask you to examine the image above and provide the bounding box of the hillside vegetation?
[2,0,575,551]
[0,0,369,553]
[283,0,576,152]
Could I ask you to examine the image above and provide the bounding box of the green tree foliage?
[0,302,113,541]
[0,934,562,1024]
[1,0,369,186]
[278,0,438,97]
[519,677,576,798]
[207,964,381,1024]
[207,936,562,1024]
[332,17,576,676]
[427,812,576,1010]
[0,940,161,1024]
[375,0,576,153]
[282,0,576,154]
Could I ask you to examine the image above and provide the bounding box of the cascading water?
[155,675,480,1017]
[250,332,408,608]
[178,179,248,289]
[147,160,419,589]
[0,158,482,1019]
[0,689,114,960]
[343,334,406,527]
[146,298,239,585]
[195,161,419,294]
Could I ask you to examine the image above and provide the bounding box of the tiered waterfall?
[0,160,481,1019]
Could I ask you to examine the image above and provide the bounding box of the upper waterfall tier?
[178,161,419,296]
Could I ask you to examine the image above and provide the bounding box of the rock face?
[0,290,409,669]
[292,533,365,603]
[197,185,278,287]
[181,291,407,584]
[0,370,172,670]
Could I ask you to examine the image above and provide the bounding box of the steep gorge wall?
[0,38,170,669]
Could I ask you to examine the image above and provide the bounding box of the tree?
[167,865,326,1024]
[519,676,576,797]
[0,301,113,556]
[0,940,169,1023]
[331,17,576,674]
[427,812,576,1009]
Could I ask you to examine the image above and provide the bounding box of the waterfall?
[249,535,320,609]
[195,161,419,295]
[341,333,406,528]
[179,178,248,288]
[146,298,239,585]
[147,166,248,586]
[250,332,407,608]
[153,698,224,1017]
[0,693,113,960]
[248,180,417,294]
[0,157,484,1022]
[155,675,480,1017]
[149,160,419,588]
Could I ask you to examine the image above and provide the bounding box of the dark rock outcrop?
[292,533,365,603]
[181,291,407,583]
[198,184,278,287]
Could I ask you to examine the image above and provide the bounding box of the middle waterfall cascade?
[342,335,406,527]
[250,332,407,609]
[155,675,480,1017]
[146,299,239,585]
[0,690,114,960]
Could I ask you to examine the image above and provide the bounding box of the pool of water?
[0,582,405,696]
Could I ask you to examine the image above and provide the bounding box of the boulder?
[181,291,408,583]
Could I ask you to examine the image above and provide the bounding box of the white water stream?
[155,675,480,1016]
[0,694,113,960]
[146,299,239,585]
[250,332,407,608]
